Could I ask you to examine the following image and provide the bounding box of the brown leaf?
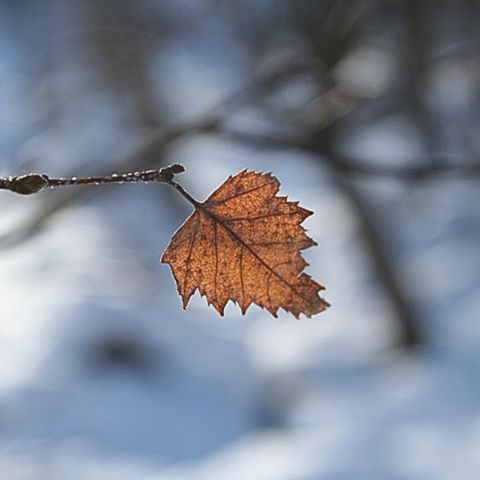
[161,170,329,318]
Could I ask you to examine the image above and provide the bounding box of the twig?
[0,165,187,195]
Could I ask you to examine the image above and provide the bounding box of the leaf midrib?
[198,204,319,312]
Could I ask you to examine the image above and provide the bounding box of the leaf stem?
[165,180,201,208]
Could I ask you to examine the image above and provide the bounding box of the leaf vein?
[182,213,200,295]
[209,180,277,206]
[240,245,245,309]
[249,240,309,247]
[214,221,218,302]
[205,208,316,309]
[225,211,301,222]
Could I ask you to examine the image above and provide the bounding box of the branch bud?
[160,164,185,182]
[9,174,49,195]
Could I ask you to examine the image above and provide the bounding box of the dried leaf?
[161,170,329,318]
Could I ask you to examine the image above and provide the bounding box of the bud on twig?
[6,174,50,195]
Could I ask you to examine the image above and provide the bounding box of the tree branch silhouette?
[216,129,480,180]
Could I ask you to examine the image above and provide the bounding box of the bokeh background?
[1,1,480,478]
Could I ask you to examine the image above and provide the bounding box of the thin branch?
[218,129,480,181]
[0,165,186,195]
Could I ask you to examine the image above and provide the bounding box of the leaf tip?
[181,293,191,310]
